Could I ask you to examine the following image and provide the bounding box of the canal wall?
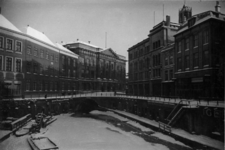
[0,96,223,141]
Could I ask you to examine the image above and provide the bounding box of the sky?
[0,0,225,71]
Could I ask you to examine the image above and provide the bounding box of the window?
[0,56,3,70]
[26,80,30,91]
[193,53,199,67]
[50,55,54,61]
[169,56,173,64]
[203,51,209,66]
[26,62,31,72]
[50,82,53,91]
[39,81,43,91]
[6,57,13,71]
[6,39,13,50]
[68,70,70,77]
[73,70,76,77]
[203,30,209,44]
[194,34,198,47]
[165,70,168,81]
[0,36,4,49]
[177,57,182,70]
[46,51,49,59]
[40,50,44,58]
[62,82,64,91]
[33,63,38,73]
[45,82,48,91]
[177,41,181,52]
[169,70,173,80]
[55,55,58,62]
[33,81,37,91]
[34,48,38,56]
[184,38,189,50]
[185,55,190,69]
[15,58,22,72]
[165,57,168,66]
[27,46,31,55]
[68,58,70,65]
[15,41,22,52]
[55,82,57,91]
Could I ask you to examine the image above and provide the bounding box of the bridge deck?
[4,92,224,108]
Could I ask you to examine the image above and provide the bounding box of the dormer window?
[188,17,196,28]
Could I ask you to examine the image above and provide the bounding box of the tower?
[179,4,192,24]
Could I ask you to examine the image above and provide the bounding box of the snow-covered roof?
[0,14,21,32]
[27,26,55,46]
[55,43,78,59]
[67,41,100,49]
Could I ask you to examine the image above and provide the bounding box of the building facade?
[161,43,175,97]
[128,38,150,96]
[174,6,225,100]
[64,41,126,92]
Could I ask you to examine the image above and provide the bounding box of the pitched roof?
[55,43,78,59]
[27,26,55,46]
[0,14,21,32]
[176,11,225,36]
[67,41,100,49]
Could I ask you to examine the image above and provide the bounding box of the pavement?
[109,109,224,150]
[0,130,12,143]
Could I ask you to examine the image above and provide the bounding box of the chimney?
[77,39,79,41]
[88,41,90,44]
[215,1,221,13]
[166,15,170,26]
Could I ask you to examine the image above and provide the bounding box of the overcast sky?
[0,0,224,70]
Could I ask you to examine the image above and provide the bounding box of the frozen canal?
[0,111,192,150]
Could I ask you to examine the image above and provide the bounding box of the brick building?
[161,43,175,97]
[174,2,225,99]
[127,38,150,96]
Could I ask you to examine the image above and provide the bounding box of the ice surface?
[42,114,169,150]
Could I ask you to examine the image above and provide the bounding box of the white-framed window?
[34,47,38,56]
[46,50,49,59]
[27,46,31,55]
[40,50,44,58]
[15,58,22,72]
[0,55,3,70]
[6,38,13,51]
[0,36,4,49]
[50,54,54,61]
[5,56,13,71]
[15,40,22,53]
[55,55,58,62]
[33,81,37,91]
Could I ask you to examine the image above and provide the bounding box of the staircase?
[159,101,198,133]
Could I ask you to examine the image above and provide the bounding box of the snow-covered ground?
[109,109,224,150]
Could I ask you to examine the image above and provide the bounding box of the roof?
[27,26,55,46]
[55,43,78,59]
[176,11,225,36]
[66,41,100,49]
[0,14,21,32]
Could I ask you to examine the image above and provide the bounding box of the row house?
[0,15,25,98]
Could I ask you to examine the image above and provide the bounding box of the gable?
[101,48,118,58]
